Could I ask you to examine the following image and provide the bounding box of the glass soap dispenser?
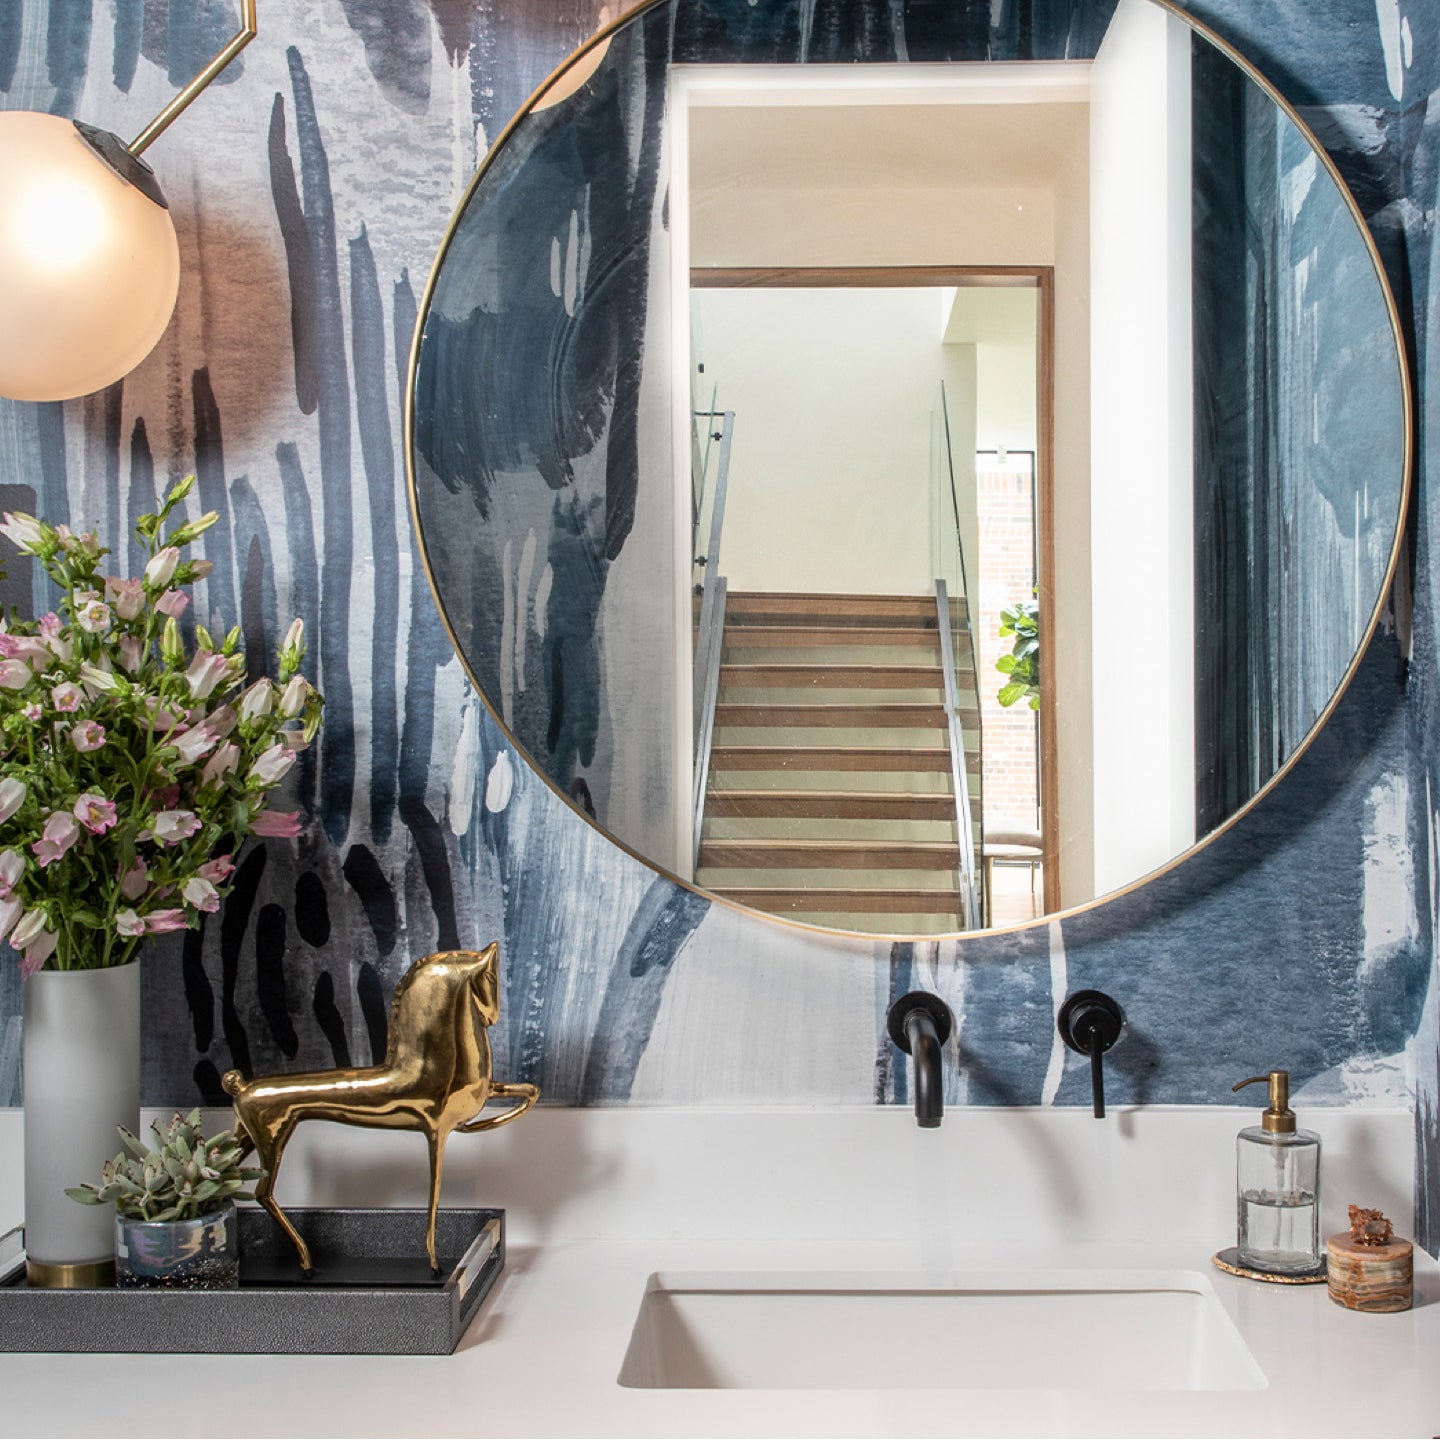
[1233,1070,1322,1275]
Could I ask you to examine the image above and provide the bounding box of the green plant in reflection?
[997,593,1040,710]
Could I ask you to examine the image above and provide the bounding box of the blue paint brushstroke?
[349,224,400,842]
[190,367,240,635]
[0,0,22,92]
[287,46,356,847]
[275,441,320,816]
[126,417,157,576]
[45,0,91,114]
[268,94,319,417]
[578,880,710,1102]
[112,0,142,90]
[229,474,282,681]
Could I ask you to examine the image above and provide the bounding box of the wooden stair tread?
[724,592,965,625]
[720,625,967,650]
[699,839,960,869]
[714,702,972,728]
[706,790,960,819]
[718,662,944,688]
[704,886,962,915]
[709,746,954,772]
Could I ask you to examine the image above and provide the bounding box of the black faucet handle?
[885,991,954,1052]
[1056,990,1125,1119]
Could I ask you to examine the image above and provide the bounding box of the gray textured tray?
[0,1207,504,1354]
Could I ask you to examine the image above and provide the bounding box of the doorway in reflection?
[690,279,1021,932]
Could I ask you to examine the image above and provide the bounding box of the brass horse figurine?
[222,945,538,1273]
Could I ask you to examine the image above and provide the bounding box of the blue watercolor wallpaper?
[0,0,1437,1255]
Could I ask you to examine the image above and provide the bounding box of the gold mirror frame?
[404,0,1413,943]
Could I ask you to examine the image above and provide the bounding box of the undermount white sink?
[618,1270,1267,1392]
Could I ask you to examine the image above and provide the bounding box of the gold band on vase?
[25,1256,116,1289]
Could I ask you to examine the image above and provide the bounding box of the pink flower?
[72,793,117,835]
[277,675,307,719]
[197,854,234,884]
[119,858,149,901]
[142,908,188,935]
[10,907,46,950]
[147,701,182,734]
[114,908,145,938]
[37,612,71,663]
[237,679,273,722]
[207,704,238,738]
[0,893,22,942]
[69,720,106,753]
[0,513,44,552]
[200,741,240,787]
[185,651,230,701]
[144,547,179,588]
[12,908,56,976]
[118,635,143,673]
[0,777,25,823]
[155,589,189,618]
[0,660,31,690]
[0,847,23,895]
[22,703,41,722]
[104,577,145,621]
[21,927,58,975]
[151,809,201,846]
[75,598,112,634]
[32,811,80,866]
[0,634,50,667]
[79,662,119,696]
[50,682,83,712]
[250,809,302,839]
[170,725,218,767]
[248,743,295,787]
[181,876,220,913]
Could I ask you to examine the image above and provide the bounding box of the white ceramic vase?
[22,962,141,1287]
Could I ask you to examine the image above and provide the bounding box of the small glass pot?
[114,1200,239,1290]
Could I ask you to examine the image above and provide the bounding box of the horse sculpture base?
[222,946,538,1273]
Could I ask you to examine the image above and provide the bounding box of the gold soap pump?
[1232,1070,1322,1275]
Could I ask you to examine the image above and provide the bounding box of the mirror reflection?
[409,0,1407,937]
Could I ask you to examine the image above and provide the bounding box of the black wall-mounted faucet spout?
[886,991,954,1128]
[1057,990,1126,1118]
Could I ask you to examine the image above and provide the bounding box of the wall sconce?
[0,0,257,403]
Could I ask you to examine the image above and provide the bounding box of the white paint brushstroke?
[1361,770,1419,981]
[534,563,553,641]
[564,209,580,316]
[1375,0,1404,100]
[449,703,481,836]
[1041,919,1068,1107]
[500,536,516,726]
[516,528,538,697]
[484,749,515,815]
[1401,15,1413,68]
[550,234,563,298]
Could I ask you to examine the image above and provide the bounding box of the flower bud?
[161,617,185,668]
[145,547,180,588]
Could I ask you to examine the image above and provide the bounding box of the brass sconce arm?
[129,0,258,157]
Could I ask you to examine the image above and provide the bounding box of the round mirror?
[408,0,1409,939]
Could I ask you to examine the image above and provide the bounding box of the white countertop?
[0,1106,1435,1438]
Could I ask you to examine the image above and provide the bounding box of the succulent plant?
[66,1108,265,1222]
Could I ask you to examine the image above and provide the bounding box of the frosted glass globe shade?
[0,112,180,402]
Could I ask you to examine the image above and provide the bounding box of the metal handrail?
[938,381,984,920]
[692,577,727,869]
[691,411,735,865]
[936,578,979,930]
